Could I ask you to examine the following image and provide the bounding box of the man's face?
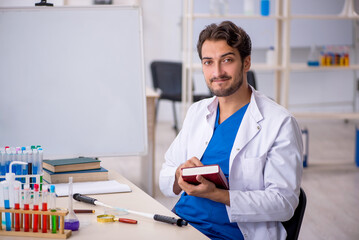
[201,40,245,97]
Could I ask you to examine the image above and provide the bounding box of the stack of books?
[42,157,108,184]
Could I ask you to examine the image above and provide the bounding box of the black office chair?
[282,188,307,240]
[150,61,211,133]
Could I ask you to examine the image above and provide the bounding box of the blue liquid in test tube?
[21,147,28,183]
[15,147,22,181]
[0,150,5,176]
[5,148,11,174]
[3,183,11,231]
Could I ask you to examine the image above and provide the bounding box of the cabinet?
[182,0,359,119]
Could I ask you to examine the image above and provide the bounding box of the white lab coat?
[159,87,303,240]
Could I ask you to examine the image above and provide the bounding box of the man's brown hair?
[197,21,252,63]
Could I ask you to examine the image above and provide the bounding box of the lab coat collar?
[229,86,264,167]
[205,96,218,129]
[246,86,264,123]
[205,86,263,124]
[206,96,218,115]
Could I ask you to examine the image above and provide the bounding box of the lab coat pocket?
[241,155,266,190]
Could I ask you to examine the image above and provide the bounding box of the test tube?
[10,148,16,173]
[27,149,33,178]
[24,183,30,232]
[5,147,11,174]
[3,182,11,231]
[50,185,57,233]
[38,148,44,190]
[32,149,38,185]
[33,184,40,232]
[32,149,38,174]
[21,147,27,183]
[37,148,43,174]
[42,185,48,233]
[15,148,22,181]
[0,149,5,176]
[14,182,21,231]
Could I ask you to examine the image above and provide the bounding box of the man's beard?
[207,73,243,97]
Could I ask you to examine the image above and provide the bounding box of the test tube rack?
[0,207,71,239]
[0,174,42,185]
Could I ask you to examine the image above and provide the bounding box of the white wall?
[141,0,183,122]
[1,0,357,122]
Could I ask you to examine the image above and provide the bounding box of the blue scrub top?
[174,103,249,240]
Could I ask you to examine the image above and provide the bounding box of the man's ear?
[243,56,251,71]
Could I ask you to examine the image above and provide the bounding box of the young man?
[159,21,303,240]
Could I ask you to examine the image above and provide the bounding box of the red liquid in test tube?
[14,183,20,231]
[24,183,30,232]
[42,185,48,233]
[33,184,40,232]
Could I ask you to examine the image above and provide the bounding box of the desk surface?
[1,170,208,240]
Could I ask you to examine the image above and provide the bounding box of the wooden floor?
[114,119,359,240]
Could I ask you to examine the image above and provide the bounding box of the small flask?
[343,46,350,66]
[64,177,80,231]
[218,0,228,15]
[320,46,326,66]
[307,45,320,67]
[210,0,220,15]
[266,46,275,65]
[260,0,270,16]
[244,0,254,15]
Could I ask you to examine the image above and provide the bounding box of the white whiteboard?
[0,6,147,159]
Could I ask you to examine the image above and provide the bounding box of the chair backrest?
[247,70,257,90]
[282,188,307,240]
[150,61,182,97]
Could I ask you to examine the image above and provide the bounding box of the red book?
[181,164,229,190]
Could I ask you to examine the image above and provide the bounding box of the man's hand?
[173,157,203,195]
[173,157,230,206]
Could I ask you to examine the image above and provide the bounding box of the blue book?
[43,167,108,184]
[43,157,101,173]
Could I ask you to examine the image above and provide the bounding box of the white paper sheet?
[53,180,131,197]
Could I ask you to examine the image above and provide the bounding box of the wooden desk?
[0,171,208,240]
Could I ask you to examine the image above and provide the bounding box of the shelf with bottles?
[289,63,359,71]
[289,45,352,71]
[195,0,277,18]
